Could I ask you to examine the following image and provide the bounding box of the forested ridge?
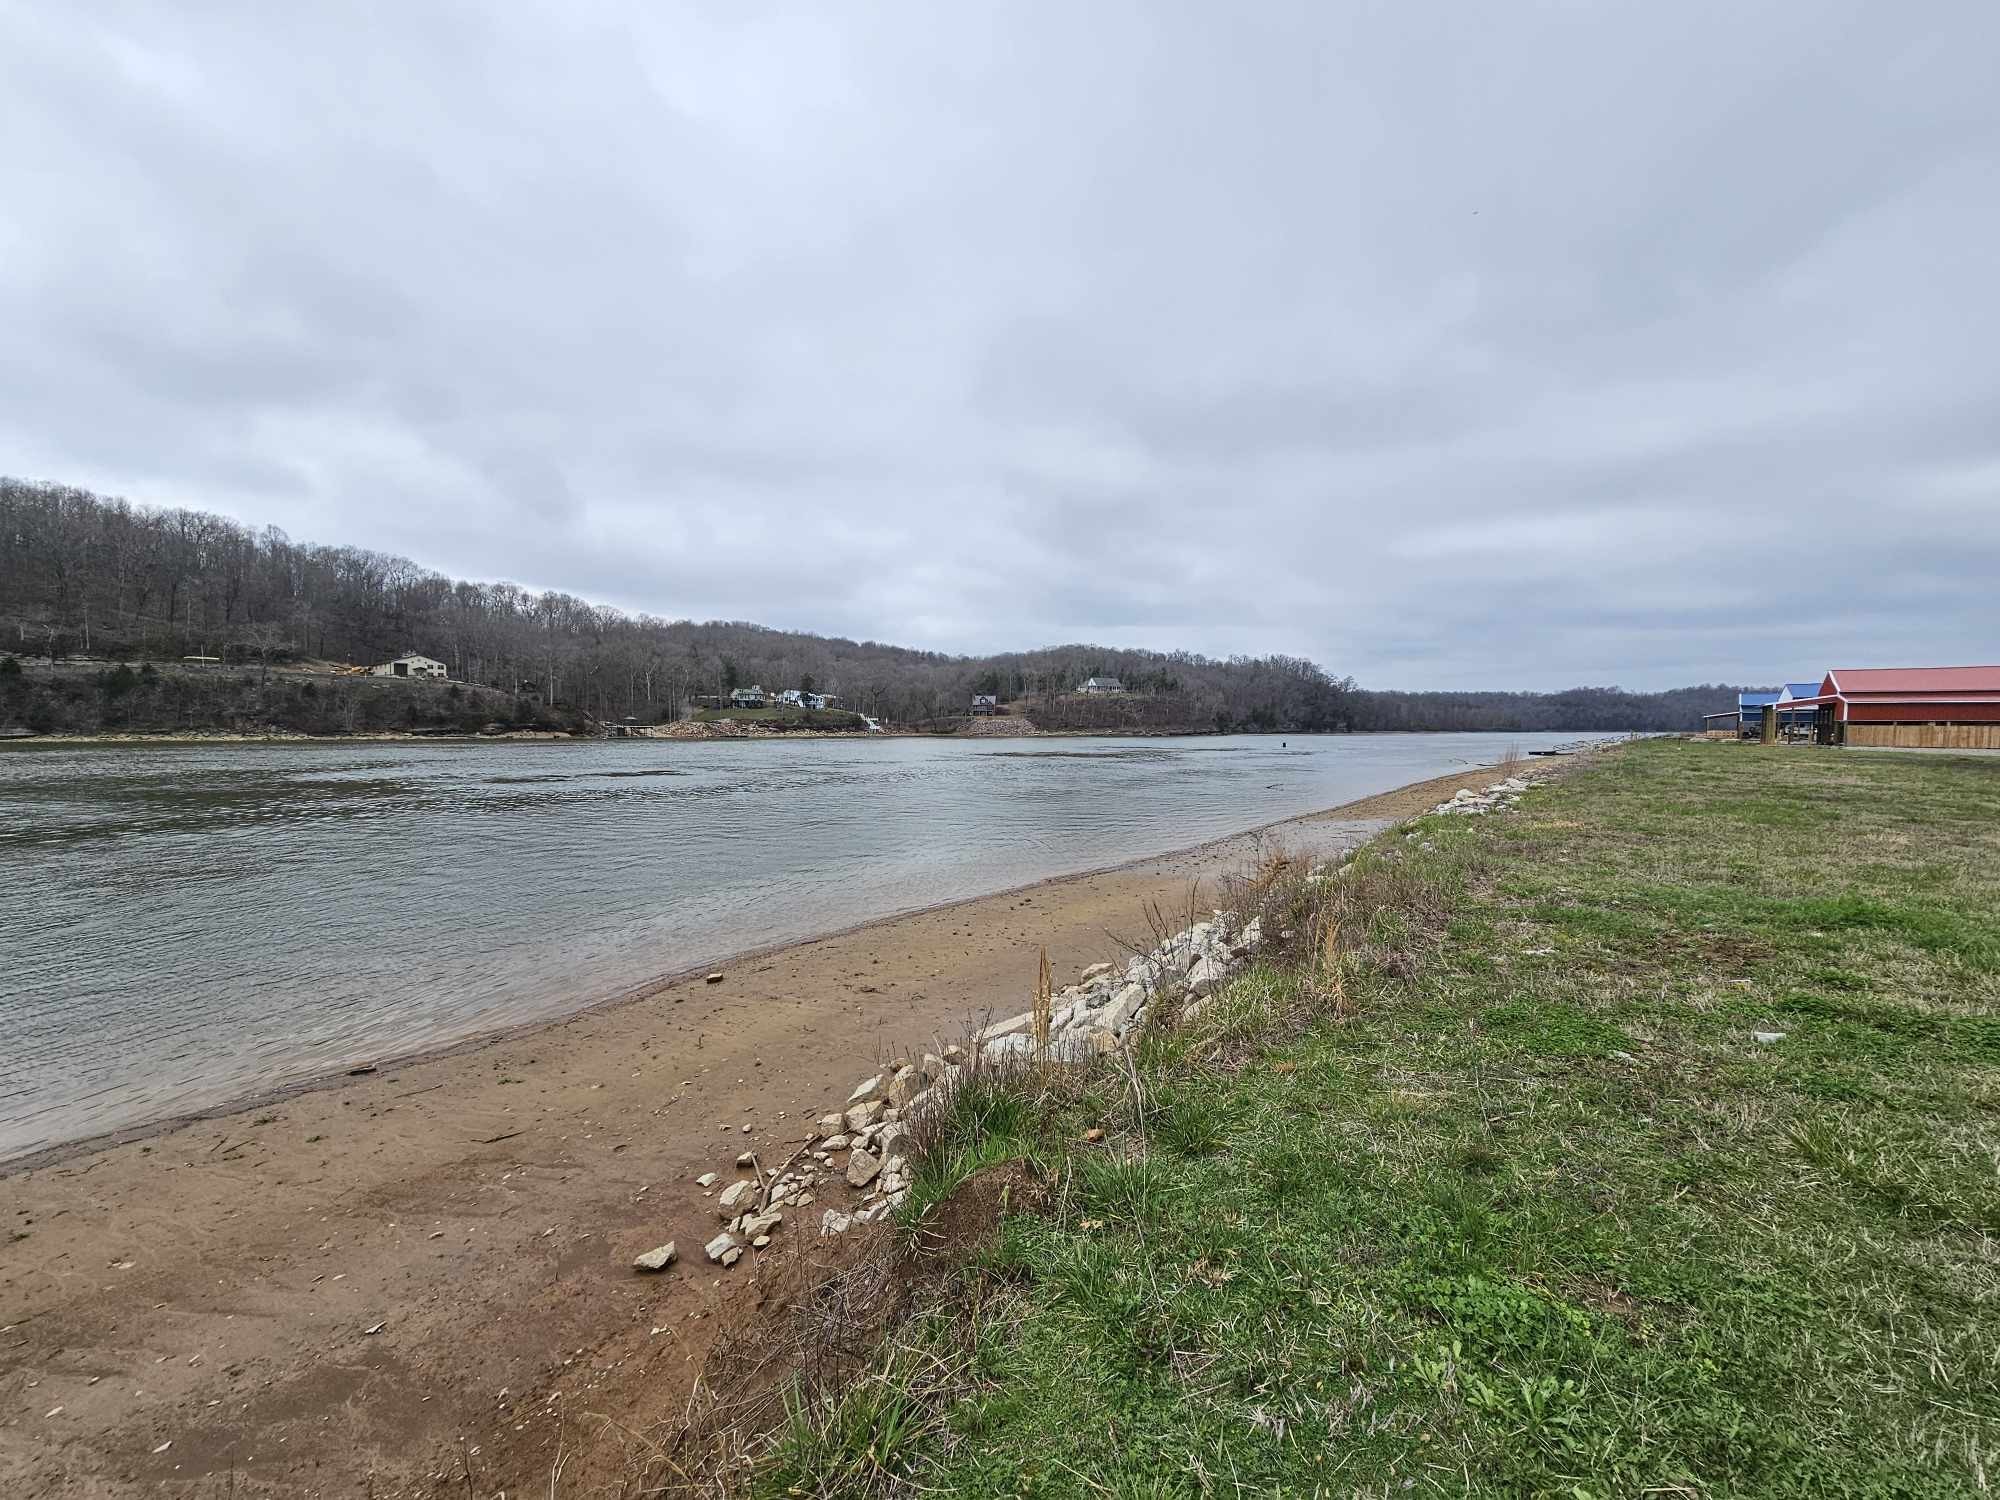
[1,478,1742,733]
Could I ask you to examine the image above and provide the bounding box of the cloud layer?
[4,1,1995,688]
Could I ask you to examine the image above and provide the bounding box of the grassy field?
[759,742,2000,1498]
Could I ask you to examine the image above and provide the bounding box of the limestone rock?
[1099,983,1147,1033]
[632,1243,677,1272]
[820,1209,855,1236]
[846,1148,882,1188]
[885,1066,930,1108]
[848,1075,884,1106]
[983,1033,1034,1064]
[704,1232,741,1266]
[1080,961,1115,982]
[844,1100,884,1133]
[718,1179,758,1213]
[694,1172,718,1189]
[1185,954,1229,999]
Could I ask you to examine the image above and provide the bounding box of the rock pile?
[649,909,1271,1271]
[1427,771,1539,817]
[972,913,1264,1069]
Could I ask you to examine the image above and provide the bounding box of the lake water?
[0,731,1605,1160]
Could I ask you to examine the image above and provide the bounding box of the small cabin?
[970,694,998,715]
[730,685,768,708]
[371,653,448,681]
[1079,676,1125,696]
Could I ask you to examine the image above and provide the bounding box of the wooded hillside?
[1,478,1741,733]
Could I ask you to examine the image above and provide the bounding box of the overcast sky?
[3,3,1996,689]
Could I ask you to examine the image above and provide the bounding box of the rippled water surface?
[0,732,1602,1158]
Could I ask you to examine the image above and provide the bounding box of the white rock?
[1046,1031,1098,1063]
[885,1066,930,1109]
[1080,961,1114,982]
[848,1075,884,1106]
[844,1100,884,1132]
[821,1133,850,1151]
[818,1112,844,1133]
[704,1232,741,1265]
[742,1210,782,1238]
[984,1033,1035,1064]
[1185,954,1230,999]
[718,1179,758,1213]
[980,1010,1035,1042]
[1099,983,1147,1033]
[820,1209,855,1236]
[632,1243,677,1272]
[846,1148,882,1187]
[1752,1030,1788,1045]
[694,1172,718,1189]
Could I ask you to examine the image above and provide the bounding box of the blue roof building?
[1737,691,1781,726]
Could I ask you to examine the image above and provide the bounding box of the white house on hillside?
[370,653,448,680]
[1079,676,1125,695]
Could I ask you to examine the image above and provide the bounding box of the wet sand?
[0,765,1501,1498]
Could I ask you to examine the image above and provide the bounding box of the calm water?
[0,732,1604,1159]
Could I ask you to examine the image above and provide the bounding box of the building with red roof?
[1783,666,2000,748]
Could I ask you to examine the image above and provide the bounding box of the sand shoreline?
[0,759,1528,1498]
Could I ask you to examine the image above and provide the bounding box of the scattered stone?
[885,1066,930,1108]
[718,1179,758,1213]
[1752,1030,1788,1045]
[821,1133,851,1151]
[705,972,724,984]
[844,1100,884,1133]
[984,1033,1035,1063]
[735,1150,756,1168]
[1185,954,1229,999]
[820,1209,855,1236]
[848,1075,884,1106]
[632,1243,677,1272]
[1080,961,1115,982]
[704,1232,742,1266]
[742,1210,782,1238]
[694,1172,718,1188]
[980,1011,1034,1042]
[1098,983,1147,1033]
[818,1113,844,1133]
[846,1148,883,1188]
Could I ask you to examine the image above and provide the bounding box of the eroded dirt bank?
[0,766,1498,1498]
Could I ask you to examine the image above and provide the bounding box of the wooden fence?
[1845,723,2000,750]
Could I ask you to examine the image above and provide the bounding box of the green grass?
[754,743,2000,1498]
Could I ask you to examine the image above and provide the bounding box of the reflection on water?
[0,731,1602,1159]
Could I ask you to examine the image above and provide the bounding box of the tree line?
[1,477,1742,732]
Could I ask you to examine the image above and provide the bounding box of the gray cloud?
[3,0,1996,688]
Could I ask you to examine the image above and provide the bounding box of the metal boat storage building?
[1783,666,2000,749]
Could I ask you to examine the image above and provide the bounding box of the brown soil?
[0,762,1520,1499]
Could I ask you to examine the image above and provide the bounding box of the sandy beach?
[0,765,1498,1498]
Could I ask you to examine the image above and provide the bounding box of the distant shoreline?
[1,725,1619,747]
